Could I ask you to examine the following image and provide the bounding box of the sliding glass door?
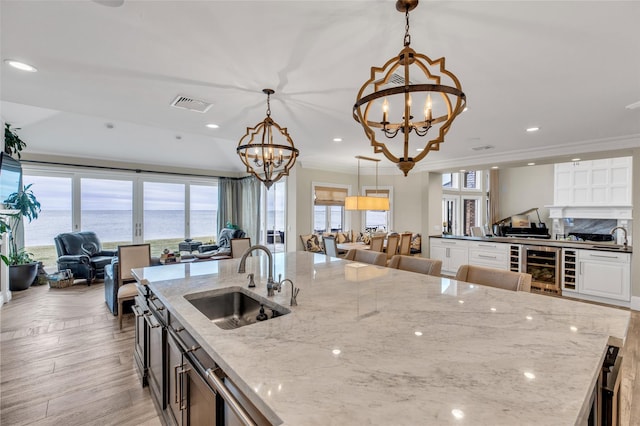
[22,165,218,267]
[81,178,133,250]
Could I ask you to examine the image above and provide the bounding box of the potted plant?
[3,184,41,291]
[4,123,27,158]
[0,216,9,266]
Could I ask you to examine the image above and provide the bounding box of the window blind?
[364,188,390,198]
[314,186,347,206]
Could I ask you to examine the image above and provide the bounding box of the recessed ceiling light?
[527,162,536,166]
[333,137,342,142]
[571,158,581,162]
[4,60,37,72]
[491,166,499,169]
[416,148,424,152]
[459,169,466,172]
[526,127,540,132]
[205,123,219,129]
[463,107,468,112]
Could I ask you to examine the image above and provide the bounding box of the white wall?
[498,164,555,228]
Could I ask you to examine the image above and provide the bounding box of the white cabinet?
[429,238,469,275]
[467,241,509,270]
[554,157,631,206]
[577,250,631,303]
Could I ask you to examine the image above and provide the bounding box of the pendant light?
[345,156,390,211]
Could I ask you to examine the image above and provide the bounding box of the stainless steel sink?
[185,288,290,330]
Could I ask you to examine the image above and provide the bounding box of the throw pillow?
[410,233,422,252]
[301,234,322,253]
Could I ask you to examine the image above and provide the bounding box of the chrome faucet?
[237,245,275,292]
[273,278,299,306]
[610,226,629,250]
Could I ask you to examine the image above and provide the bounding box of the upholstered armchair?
[54,231,117,284]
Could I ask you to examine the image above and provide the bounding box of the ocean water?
[24,210,218,246]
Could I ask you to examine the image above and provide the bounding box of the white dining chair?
[231,238,252,259]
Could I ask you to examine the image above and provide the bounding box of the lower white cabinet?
[467,241,509,270]
[429,239,469,275]
[577,250,631,302]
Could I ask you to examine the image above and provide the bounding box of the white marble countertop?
[133,252,630,425]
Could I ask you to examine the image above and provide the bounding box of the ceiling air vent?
[170,95,213,113]
[471,145,495,151]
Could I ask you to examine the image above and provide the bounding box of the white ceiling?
[1,0,639,176]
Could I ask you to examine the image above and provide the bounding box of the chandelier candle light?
[345,156,390,211]
[353,0,466,176]
[237,89,299,189]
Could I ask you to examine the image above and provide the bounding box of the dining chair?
[344,249,387,267]
[369,235,385,252]
[231,237,252,259]
[323,236,340,258]
[388,255,442,276]
[455,264,532,292]
[398,233,412,256]
[385,234,400,263]
[117,244,151,329]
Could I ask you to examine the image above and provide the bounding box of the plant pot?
[9,263,38,291]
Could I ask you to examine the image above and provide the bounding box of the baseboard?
[631,296,640,311]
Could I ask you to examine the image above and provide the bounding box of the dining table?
[337,241,370,251]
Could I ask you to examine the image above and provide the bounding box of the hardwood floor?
[1,282,639,425]
[0,283,161,426]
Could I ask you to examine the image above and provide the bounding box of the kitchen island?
[133,252,630,425]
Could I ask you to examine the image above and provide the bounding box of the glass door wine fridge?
[521,245,561,294]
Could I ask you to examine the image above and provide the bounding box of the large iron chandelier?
[353,0,466,176]
[345,156,390,211]
[237,89,299,189]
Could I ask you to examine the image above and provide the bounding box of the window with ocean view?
[21,165,219,268]
[144,181,185,253]
[23,174,73,267]
[81,178,133,249]
[190,184,217,244]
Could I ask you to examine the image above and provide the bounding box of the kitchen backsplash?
[563,218,618,235]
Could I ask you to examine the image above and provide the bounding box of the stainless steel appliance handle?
[478,254,497,259]
[204,368,257,426]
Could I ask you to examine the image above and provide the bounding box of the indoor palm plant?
[4,184,41,291]
[4,123,27,158]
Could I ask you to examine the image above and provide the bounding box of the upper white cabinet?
[554,157,631,206]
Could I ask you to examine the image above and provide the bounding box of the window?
[22,165,218,267]
[22,174,73,267]
[442,173,458,189]
[263,180,286,252]
[143,181,185,254]
[462,170,482,191]
[313,184,347,233]
[81,178,133,250]
[441,170,486,236]
[363,187,391,232]
[190,184,217,243]
[462,196,482,236]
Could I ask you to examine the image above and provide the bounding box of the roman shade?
[314,186,347,206]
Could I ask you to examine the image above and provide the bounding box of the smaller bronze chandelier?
[237,89,299,189]
[353,0,467,176]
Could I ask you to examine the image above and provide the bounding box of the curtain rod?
[21,159,250,180]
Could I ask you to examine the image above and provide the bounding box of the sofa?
[54,231,117,284]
